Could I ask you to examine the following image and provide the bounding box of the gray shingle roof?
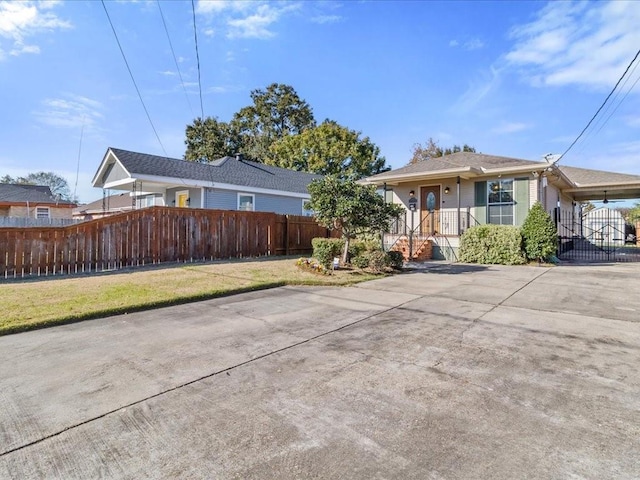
[366,152,545,180]
[558,165,640,186]
[0,184,73,204]
[74,193,133,213]
[109,148,321,194]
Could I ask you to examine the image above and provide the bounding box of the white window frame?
[237,193,255,211]
[35,206,50,219]
[487,179,514,225]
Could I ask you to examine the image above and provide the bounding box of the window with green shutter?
[474,181,487,224]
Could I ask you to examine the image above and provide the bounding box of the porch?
[384,208,480,261]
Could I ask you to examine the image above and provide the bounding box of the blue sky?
[1,0,639,203]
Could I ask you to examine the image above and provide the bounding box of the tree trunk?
[342,237,350,265]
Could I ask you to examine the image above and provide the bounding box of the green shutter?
[514,178,530,226]
[474,181,487,224]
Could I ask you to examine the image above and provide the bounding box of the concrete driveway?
[1,262,639,479]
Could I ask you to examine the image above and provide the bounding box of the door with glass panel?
[420,185,440,235]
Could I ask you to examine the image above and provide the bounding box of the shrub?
[366,250,389,273]
[386,250,404,269]
[311,238,344,268]
[521,202,558,262]
[459,225,526,265]
[351,254,370,269]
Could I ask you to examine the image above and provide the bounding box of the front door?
[420,185,440,235]
[177,192,189,208]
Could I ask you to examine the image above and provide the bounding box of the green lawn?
[0,257,382,336]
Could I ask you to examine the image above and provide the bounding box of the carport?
[554,165,640,262]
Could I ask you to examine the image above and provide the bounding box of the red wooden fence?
[0,207,333,279]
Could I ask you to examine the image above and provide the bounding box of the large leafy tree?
[1,171,74,202]
[307,175,403,263]
[184,117,239,162]
[270,120,388,179]
[232,83,316,162]
[184,83,315,163]
[409,137,476,164]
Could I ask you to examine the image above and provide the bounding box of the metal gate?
[556,207,640,262]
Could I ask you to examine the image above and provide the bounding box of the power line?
[73,118,84,201]
[101,0,167,156]
[558,47,640,162]
[191,0,205,119]
[157,0,195,118]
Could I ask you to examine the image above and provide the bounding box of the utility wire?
[73,119,84,201]
[558,47,640,162]
[101,0,167,156]
[157,0,195,118]
[191,0,205,119]
[590,61,640,138]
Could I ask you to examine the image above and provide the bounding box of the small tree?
[307,175,403,264]
[521,202,557,262]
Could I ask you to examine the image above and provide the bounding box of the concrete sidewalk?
[1,263,639,479]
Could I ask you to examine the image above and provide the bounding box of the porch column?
[456,176,461,235]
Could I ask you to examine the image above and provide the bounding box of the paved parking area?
[1,262,639,479]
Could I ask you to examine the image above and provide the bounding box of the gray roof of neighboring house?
[109,148,322,194]
[74,193,133,214]
[366,152,545,180]
[0,184,74,204]
[558,165,640,186]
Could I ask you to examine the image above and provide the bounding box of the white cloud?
[449,37,484,50]
[505,1,640,90]
[0,0,71,59]
[197,1,301,39]
[453,65,503,112]
[310,14,342,25]
[196,0,252,15]
[33,94,103,129]
[492,122,532,134]
[160,70,177,76]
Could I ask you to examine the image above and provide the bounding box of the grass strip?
[0,258,384,336]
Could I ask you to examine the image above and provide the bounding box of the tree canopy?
[409,137,476,164]
[307,175,403,263]
[184,83,388,179]
[270,120,388,180]
[185,83,315,163]
[0,171,75,202]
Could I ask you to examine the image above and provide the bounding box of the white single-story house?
[92,148,321,216]
[362,152,640,259]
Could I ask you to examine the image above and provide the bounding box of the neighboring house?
[362,152,640,259]
[0,184,76,226]
[73,193,135,220]
[92,148,321,216]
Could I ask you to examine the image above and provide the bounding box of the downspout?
[456,176,461,235]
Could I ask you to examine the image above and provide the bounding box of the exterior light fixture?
[444,186,450,194]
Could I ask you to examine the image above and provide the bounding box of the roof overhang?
[363,163,551,186]
[562,183,640,202]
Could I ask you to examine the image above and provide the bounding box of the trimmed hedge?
[459,225,527,265]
